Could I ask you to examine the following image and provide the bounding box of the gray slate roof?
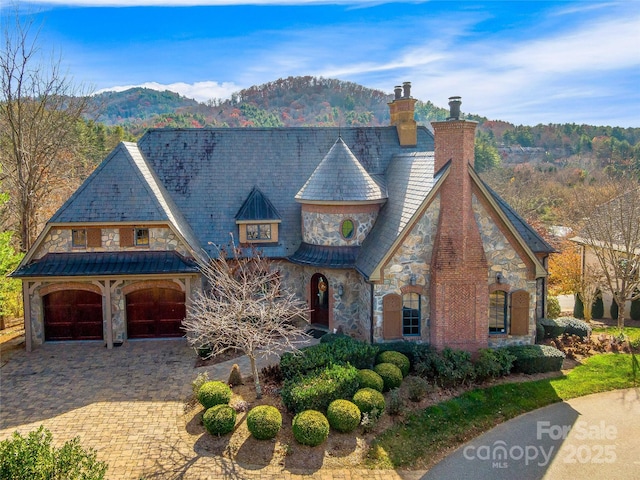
[33,125,551,279]
[356,152,438,277]
[136,127,434,258]
[295,137,387,202]
[49,142,203,258]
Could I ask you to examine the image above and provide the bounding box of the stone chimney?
[388,81,417,147]
[429,96,489,351]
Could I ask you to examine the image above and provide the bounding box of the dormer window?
[247,223,271,241]
[235,186,282,245]
[135,228,150,246]
[72,229,87,248]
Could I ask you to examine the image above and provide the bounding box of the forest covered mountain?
[89,75,640,169]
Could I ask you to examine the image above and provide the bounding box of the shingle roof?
[356,152,438,278]
[11,251,198,278]
[137,127,434,258]
[235,186,282,221]
[295,137,387,202]
[48,142,203,259]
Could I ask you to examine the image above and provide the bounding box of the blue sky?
[2,1,639,127]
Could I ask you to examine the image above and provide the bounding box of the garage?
[43,290,103,341]
[126,287,186,338]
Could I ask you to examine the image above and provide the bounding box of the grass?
[592,325,640,349]
[366,353,637,470]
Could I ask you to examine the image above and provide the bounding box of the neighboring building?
[12,83,554,352]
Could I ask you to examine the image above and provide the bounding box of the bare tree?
[0,10,93,251]
[183,244,310,398]
[574,182,640,328]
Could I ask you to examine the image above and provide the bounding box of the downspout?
[369,281,374,344]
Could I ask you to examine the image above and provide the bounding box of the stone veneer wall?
[473,195,536,347]
[277,261,371,341]
[34,227,190,259]
[372,196,440,343]
[302,210,378,246]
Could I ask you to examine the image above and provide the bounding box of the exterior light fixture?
[496,272,504,284]
[338,284,344,297]
[410,274,417,286]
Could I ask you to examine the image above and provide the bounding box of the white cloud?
[94,81,241,102]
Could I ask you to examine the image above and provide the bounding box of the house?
[12,82,554,352]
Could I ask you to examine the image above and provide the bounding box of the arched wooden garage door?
[126,287,186,338]
[44,290,103,341]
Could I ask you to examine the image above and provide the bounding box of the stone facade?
[373,196,440,343]
[34,226,190,260]
[473,195,536,347]
[278,262,371,341]
[302,210,378,246]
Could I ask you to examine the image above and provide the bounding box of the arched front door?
[310,273,329,327]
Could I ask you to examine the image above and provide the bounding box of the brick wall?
[430,119,489,351]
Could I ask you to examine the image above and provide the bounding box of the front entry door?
[310,273,329,327]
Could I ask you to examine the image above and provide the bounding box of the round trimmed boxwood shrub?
[376,350,410,377]
[246,405,282,440]
[203,404,237,436]
[352,387,385,417]
[197,381,232,409]
[326,399,361,433]
[357,369,384,392]
[373,362,403,391]
[292,410,330,447]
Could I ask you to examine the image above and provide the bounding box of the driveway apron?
[0,340,407,480]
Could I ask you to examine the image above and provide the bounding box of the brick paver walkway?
[0,339,420,479]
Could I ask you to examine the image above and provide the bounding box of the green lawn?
[592,325,640,348]
[366,353,637,470]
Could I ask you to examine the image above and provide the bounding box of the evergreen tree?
[592,291,604,319]
[573,293,584,319]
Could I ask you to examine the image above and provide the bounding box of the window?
[489,290,508,334]
[402,293,421,336]
[341,219,355,240]
[72,229,87,248]
[247,223,271,241]
[135,228,149,246]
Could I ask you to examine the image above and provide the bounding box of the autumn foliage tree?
[182,244,310,398]
[548,239,602,322]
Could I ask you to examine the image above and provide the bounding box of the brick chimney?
[388,82,417,147]
[429,97,489,351]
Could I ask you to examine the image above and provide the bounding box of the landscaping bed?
[184,336,572,471]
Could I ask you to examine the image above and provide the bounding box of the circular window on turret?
[341,219,356,240]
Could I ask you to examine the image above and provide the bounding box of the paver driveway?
[0,340,409,480]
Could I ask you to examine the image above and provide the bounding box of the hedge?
[280,336,377,380]
[505,344,565,374]
[281,363,359,413]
